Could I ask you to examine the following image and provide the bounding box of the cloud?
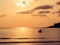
[56,10,60,13]
[0,14,6,17]
[32,13,47,16]
[33,5,53,10]
[17,10,32,14]
[56,10,60,16]
[56,2,60,5]
[38,11,50,14]
[16,5,53,15]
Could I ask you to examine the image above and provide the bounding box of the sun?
[16,1,26,7]
[14,0,32,7]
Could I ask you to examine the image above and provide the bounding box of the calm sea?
[0,27,60,45]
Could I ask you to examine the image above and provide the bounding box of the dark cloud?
[32,15,37,16]
[33,11,50,16]
[38,11,50,14]
[39,14,46,16]
[33,5,53,10]
[32,14,46,16]
[56,2,60,5]
[17,5,53,14]
[0,14,6,17]
[17,10,32,14]
[52,12,56,14]
[56,10,60,13]
[57,10,60,16]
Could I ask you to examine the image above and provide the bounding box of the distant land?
[48,23,60,28]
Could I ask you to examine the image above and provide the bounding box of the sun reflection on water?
[15,27,29,32]
[12,27,33,38]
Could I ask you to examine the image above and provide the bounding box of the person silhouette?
[38,29,42,33]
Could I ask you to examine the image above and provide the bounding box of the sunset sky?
[0,0,60,27]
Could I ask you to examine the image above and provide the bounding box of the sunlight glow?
[14,0,32,7]
[15,27,29,33]
[15,27,28,30]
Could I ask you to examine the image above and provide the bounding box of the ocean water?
[0,27,60,45]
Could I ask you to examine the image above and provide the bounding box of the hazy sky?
[0,0,60,27]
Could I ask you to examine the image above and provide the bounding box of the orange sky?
[0,0,60,27]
